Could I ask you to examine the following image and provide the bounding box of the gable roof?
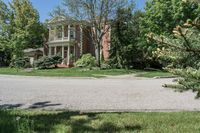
[47,16,77,25]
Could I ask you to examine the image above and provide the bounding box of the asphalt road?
[0,75,200,112]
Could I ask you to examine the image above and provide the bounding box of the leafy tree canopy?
[148,0,200,97]
[139,0,200,60]
[0,0,45,60]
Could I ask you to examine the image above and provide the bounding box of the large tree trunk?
[95,43,101,68]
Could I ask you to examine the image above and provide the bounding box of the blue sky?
[4,0,146,22]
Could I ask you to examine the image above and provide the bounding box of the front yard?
[0,68,173,78]
[1,109,200,133]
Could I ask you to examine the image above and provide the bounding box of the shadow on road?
[0,104,24,109]
[29,101,61,109]
[0,101,62,109]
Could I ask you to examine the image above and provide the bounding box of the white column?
[67,45,70,66]
[53,26,56,41]
[74,45,76,61]
[68,25,70,41]
[54,46,57,55]
[61,46,64,64]
[49,46,51,57]
[62,25,64,40]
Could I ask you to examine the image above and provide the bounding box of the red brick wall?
[102,25,110,61]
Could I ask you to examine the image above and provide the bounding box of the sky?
[3,0,146,22]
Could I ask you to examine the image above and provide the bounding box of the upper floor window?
[64,25,68,38]
[70,25,75,39]
[56,25,62,39]
[49,27,55,41]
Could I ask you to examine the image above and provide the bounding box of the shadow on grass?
[0,109,143,133]
[0,110,18,133]
[70,119,142,132]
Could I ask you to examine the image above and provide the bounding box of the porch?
[48,42,77,66]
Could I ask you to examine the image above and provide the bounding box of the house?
[47,16,111,66]
[23,48,43,66]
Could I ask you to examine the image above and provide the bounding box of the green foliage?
[0,49,12,67]
[109,9,144,69]
[10,0,44,58]
[169,68,200,98]
[0,0,13,65]
[75,54,96,68]
[149,15,200,97]
[0,0,45,63]
[149,18,200,68]
[101,62,111,70]
[0,67,138,77]
[139,0,200,61]
[0,110,34,133]
[34,55,62,69]
[12,57,30,68]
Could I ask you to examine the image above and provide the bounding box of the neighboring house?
[23,48,43,66]
[47,16,110,66]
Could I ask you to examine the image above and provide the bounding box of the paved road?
[0,75,200,112]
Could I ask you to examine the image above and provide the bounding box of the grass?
[135,70,174,78]
[1,109,200,133]
[0,67,173,78]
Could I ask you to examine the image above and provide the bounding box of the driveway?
[0,75,200,112]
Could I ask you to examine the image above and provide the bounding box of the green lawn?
[1,109,200,133]
[135,70,174,78]
[0,67,173,78]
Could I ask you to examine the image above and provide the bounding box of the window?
[64,25,68,38]
[49,27,55,41]
[56,46,62,56]
[51,47,55,55]
[56,25,62,39]
[49,30,54,41]
[70,26,75,39]
[64,47,68,58]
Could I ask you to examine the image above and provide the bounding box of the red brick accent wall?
[102,26,110,61]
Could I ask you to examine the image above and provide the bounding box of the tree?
[10,0,44,58]
[0,0,13,66]
[109,9,144,69]
[52,0,133,67]
[139,0,200,65]
[0,0,45,65]
[148,7,200,97]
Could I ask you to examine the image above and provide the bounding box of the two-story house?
[47,16,110,67]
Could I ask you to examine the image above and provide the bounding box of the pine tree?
[148,16,200,98]
[109,9,144,69]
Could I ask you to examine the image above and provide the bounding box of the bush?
[12,57,31,68]
[101,61,111,69]
[34,55,62,69]
[75,54,96,68]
